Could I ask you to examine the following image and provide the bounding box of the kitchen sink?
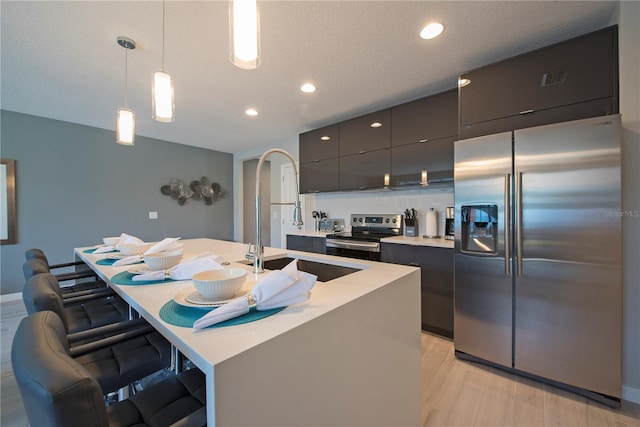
[244,256,362,282]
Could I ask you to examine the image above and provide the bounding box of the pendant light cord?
[124,48,129,107]
[162,0,166,70]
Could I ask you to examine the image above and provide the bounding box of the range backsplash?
[305,186,454,237]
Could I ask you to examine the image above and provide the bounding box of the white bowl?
[119,243,152,256]
[103,236,120,246]
[144,250,183,271]
[192,268,247,300]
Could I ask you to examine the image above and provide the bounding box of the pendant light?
[152,0,175,122]
[116,36,136,146]
[229,0,261,69]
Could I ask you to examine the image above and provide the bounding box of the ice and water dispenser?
[460,205,498,254]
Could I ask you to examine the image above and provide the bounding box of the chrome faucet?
[253,148,303,274]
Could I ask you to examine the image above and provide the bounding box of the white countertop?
[78,238,417,366]
[381,235,455,249]
[286,229,333,237]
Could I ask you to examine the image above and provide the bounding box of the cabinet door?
[339,149,390,191]
[300,158,339,193]
[339,109,391,156]
[460,26,616,127]
[299,124,340,163]
[381,244,454,337]
[286,235,326,254]
[390,136,454,186]
[391,89,458,147]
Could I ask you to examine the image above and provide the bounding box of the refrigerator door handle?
[504,173,511,275]
[516,172,523,276]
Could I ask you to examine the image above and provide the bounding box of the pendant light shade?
[152,70,174,122]
[153,0,175,122]
[116,36,136,146]
[229,0,261,69]
[116,108,135,145]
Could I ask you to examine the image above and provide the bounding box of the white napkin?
[113,237,182,266]
[94,233,143,254]
[193,259,317,330]
[132,252,224,281]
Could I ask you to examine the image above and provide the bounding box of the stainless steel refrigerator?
[454,114,622,407]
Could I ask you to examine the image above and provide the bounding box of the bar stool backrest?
[11,311,109,427]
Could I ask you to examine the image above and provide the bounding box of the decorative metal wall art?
[160,177,228,205]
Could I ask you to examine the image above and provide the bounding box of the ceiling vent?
[541,69,568,87]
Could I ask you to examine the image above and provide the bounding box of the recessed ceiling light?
[301,83,317,93]
[420,22,444,40]
[245,108,258,116]
[458,78,471,87]
[370,122,382,128]
[320,136,331,141]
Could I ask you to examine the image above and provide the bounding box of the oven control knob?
[353,218,357,223]
[392,218,396,223]
[385,218,390,223]
[359,217,363,223]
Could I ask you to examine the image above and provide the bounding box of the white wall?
[617,0,640,403]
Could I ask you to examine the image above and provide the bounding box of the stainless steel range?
[325,214,403,261]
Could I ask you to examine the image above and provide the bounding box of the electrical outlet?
[149,211,158,220]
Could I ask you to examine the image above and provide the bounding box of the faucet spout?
[254,148,303,274]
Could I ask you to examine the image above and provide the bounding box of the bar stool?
[12,311,206,427]
[23,272,128,334]
[24,248,106,293]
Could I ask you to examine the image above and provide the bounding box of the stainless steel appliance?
[454,114,622,407]
[319,218,345,232]
[444,207,454,240]
[326,214,403,261]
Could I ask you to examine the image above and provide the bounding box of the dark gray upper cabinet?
[460,26,617,139]
[299,124,340,163]
[339,149,390,191]
[389,89,457,186]
[300,158,339,194]
[391,89,457,147]
[339,109,391,156]
[390,136,455,186]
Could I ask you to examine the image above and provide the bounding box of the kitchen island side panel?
[212,269,422,426]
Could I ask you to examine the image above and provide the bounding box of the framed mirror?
[1,159,17,245]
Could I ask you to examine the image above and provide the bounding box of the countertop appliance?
[319,218,345,232]
[444,207,454,240]
[326,214,403,261]
[454,114,622,407]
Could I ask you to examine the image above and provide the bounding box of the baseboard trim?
[0,292,22,303]
[622,385,640,404]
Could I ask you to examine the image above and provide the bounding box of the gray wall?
[0,110,234,295]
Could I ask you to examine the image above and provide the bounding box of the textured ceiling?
[1,1,618,153]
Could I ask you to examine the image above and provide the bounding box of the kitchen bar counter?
[75,238,421,426]
[381,235,454,249]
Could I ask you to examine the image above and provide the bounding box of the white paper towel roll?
[425,209,438,238]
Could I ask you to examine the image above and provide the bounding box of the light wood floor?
[1,299,638,426]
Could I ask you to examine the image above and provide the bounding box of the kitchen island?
[75,238,422,426]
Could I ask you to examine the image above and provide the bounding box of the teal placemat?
[111,271,176,286]
[159,300,285,328]
[84,247,117,254]
[97,258,142,266]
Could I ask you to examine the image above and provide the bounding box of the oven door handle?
[326,239,380,252]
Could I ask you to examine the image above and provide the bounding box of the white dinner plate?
[128,265,154,275]
[173,287,248,309]
[102,253,128,260]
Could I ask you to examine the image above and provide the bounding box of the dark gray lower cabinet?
[286,235,326,254]
[381,243,454,338]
